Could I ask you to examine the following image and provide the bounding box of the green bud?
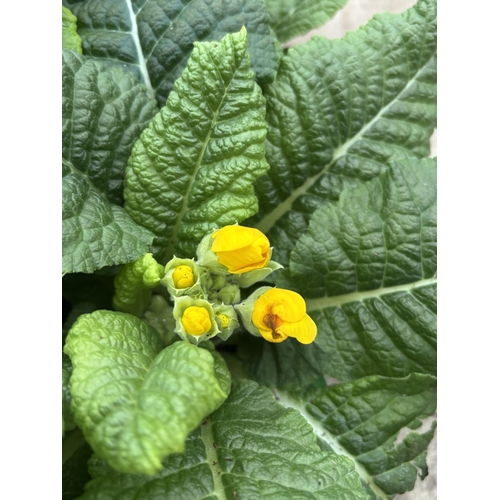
[234,286,272,337]
[143,295,177,346]
[217,284,241,305]
[213,304,240,341]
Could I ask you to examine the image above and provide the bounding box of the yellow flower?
[211,225,271,274]
[172,265,195,289]
[181,306,212,336]
[251,288,317,344]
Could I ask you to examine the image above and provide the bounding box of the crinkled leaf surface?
[242,158,437,385]
[124,29,269,260]
[64,311,230,475]
[62,49,158,205]
[264,0,348,43]
[275,373,437,499]
[62,354,76,436]
[63,6,82,53]
[62,163,154,274]
[63,0,280,106]
[252,0,437,273]
[78,380,369,499]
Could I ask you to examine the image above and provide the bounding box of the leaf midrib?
[162,46,244,261]
[273,389,391,500]
[200,418,226,500]
[254,49,436,235]
[305,276,436,312]
[124,0,155,99]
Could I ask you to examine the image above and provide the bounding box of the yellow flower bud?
[181,306,212,336]
[211,225,271,274]
[251,288,317,344]
[172,265,195,289]
[216,313,230,329]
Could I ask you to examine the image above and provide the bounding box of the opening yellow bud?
[181,306,212,336]
[172,265,195,289]
[211,225,271,274]
[251,288,317,344]
[217,313,230,328]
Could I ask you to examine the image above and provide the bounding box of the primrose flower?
[173,296,219,345]
[213,304,239,340]
[235,287,317,344]
[211,225,271,273]
[197,225,273,276]
[161,257,202,297]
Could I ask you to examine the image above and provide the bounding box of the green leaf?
[62,6,82,53]
[124,29,269,260]
[252,0,437,270]
[297,158,436,380]
[62,163,155,274]
[264,0,348,43]
[62,49,158,205]
[78,380,369,499]
[276,373,437,499]
[64,310,230,475]
[63,0,280,106]
[242,158,437,384]
[112,253,165,316]
[62,354,76,436]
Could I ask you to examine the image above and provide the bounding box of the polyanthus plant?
[62,1,437,499]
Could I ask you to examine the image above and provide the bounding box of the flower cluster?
[160,224,317,346]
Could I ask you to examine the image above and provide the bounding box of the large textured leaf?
[62,163,154,274]
[124,29,269,260]
[62,6,82,53]
[63,0,280,106]
[78,380,369,499]
[64,311,230,475]
[264,0,348,43]
[275,373,437,499]
[252,0,437,271]
[242,158,437,385]
[62,49,158,205]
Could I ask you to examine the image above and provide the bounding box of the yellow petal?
[172,265,195,288]
[215,245,269,274]
[259,326,288,343]
[181,306,212,336]
[212,225,269,252]
[259,288,306,322]
[276,314,317,345]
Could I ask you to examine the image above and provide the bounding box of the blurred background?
[289,2,437,499]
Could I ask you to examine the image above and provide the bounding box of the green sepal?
[173,296,220,345]
[233,259,283,288]
[196,232,230,275]
[213,304,240,341]
[161,257,202,298]
[234,286,272,337]
[112,253,165,317]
